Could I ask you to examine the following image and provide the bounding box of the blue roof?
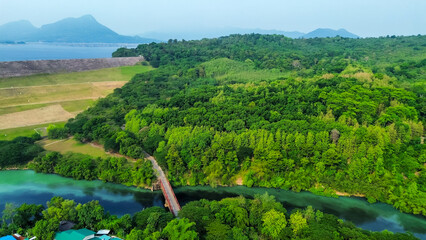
[55,228,96,240]
[0,236,16,240]
[98,236,111,240]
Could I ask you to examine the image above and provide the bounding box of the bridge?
[143,152,181,216]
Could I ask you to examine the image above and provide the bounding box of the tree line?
[30,152,155,187]
[0,134,43,169]
[1,195,418,240]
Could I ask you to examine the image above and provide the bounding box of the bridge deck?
[144,152,181,216]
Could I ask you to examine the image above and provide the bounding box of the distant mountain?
[139,27,359,41]
[0,15,158,43]
[301,28,359,38]
[139,27,305,41]
[0,20,38,41]
[229,28,305,39]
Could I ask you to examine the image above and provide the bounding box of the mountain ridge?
[139,27,306,41]
[139,27,359,40]
[0,20,38,41]
[0,15,158,43]
[0,16,360,43]
[302,28,359,38]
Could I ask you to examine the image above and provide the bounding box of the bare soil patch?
[335,190,366,197]
[235,177,243,185]
[0,104,74,130]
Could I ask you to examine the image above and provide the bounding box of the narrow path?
[0,82,97,90]
[43,138,69,147]
[143,151,181,216]
[0,97,100,108]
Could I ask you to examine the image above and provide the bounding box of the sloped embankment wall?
[0,56,144,78]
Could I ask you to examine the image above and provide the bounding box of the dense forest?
[0,195,418,239]
[65,34,426,216]
[0,134,43,169]
[29,151,154,187]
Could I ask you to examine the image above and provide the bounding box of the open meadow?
[38,138,111,158]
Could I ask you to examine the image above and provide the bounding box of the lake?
[0,43,138,62]
[0,170,425,239]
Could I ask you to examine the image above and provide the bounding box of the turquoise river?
[0,170,425,239]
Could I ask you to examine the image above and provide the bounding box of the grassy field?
[0,103,49,115]
[38,138,110,158]
[0,99,95,115]
[0,64,153,135]
[60,99,95,113]
[0,81,127,107]
[0,105,74,130]
[0,122,65,141]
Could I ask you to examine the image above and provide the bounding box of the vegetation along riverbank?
[0,34,425,239]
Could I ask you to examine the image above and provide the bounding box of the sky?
[0,0,425,37]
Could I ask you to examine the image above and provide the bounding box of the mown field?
[0,122,65,141]
[38,138,111,158]
[0,64,153,139]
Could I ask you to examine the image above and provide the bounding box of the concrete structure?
[144,151,181,216]
[0,57,144,78]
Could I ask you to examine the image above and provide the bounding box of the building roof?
[12,234,26,240]
[96,230,110,235]
[0,236,16,240]
[54,228,122,240]
[97,236,111,240]
[54,228,96,240]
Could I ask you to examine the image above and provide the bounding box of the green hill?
[67,34,426,216]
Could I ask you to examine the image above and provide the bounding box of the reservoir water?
[0,43,137,62]
[0,170,425,239]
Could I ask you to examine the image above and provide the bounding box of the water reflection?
[174,186,426,238]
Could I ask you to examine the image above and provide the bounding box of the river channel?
[0,170,425,239]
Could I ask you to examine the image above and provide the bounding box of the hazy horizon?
[1,0,425,38]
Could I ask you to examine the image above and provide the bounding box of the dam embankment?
[0,56,144,78]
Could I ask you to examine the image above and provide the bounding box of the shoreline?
[0,168,152,190]
[1,167,29,170]
[335,190,366,198]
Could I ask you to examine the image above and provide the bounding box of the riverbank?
[1,166,28,170]
[234,176,366,198]
[335,190,366,198]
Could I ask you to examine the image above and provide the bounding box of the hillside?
[65,34,425,217]
[139,28,305,41]
[0,20,38,41]
[0,15,157,43]
[0,64,153,140]
[138,28,359,41]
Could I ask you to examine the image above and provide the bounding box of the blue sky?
[0,0,425,37]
